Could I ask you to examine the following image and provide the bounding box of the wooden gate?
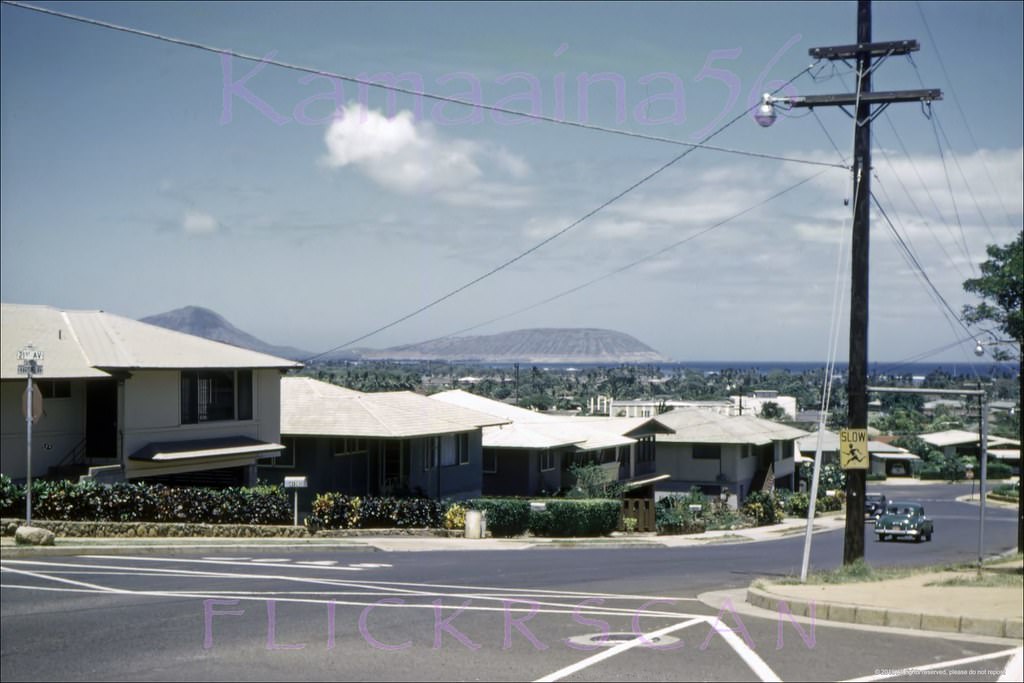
[621,498,656,532]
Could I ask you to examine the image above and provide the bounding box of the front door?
[86,380,118,459]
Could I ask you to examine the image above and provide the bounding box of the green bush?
[467,498,531,537]
[985,462,1012,480]
[866,472,887,481]
[655,489,709,534]
[741,490,785,526]
[537,500,620,537]
[0,479,290,525]
[918,467,945,480]
[305,493,442,530]
[784,491,811,517]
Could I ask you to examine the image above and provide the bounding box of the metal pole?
[294,489,299,527]
[26,371,33,526]
[978,393,988,572]
[844,0,872,566]
[800,425,827,581]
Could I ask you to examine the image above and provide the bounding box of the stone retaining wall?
[2,519,308,538]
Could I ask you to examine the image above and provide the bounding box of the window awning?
[129,436,285,462]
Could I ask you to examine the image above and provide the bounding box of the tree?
[961,231,1023,552]
[962,232,1023,356]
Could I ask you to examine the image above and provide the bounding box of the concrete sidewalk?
[0,514,847,557]
[746,556,1023,640]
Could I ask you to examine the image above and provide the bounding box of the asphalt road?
[1,482,1019,682]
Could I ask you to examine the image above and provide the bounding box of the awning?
[129,436,285,462]
[870,452,920,461]
[621,473,671,492]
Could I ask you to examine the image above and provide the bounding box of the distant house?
[652,408,808,504]
[1,303,300,485]
[261,378,507,508]
[920,429,1021,472]
[608,391,797,420]
[795,429,918,478]
[430,390,673,497]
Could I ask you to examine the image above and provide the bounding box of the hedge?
[305,493,443,531]
[741,490,785,526]
[528,500,620,537]
[465,498,531,537]
[0,475,290,525]
[985,462,1012,480]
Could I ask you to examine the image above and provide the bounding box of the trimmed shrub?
[741,490,785,526]
[466,498,531,537]
[0,479,290,525]
[985,462,1012,480]
[655,490,709,534]
[784,492,811,518]
[535,500,620,537]
[443,503,467,530]
[305,494,441,530]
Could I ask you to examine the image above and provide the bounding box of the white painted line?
[711,618,782,682]
[77,555,363,572]
[2,559,693,620]
[534,617,706,682]
[73,556,695,600]
[248,558,293,564]
[296,560,339,566]
[1,566,129,594]
[202,557,250,561]
[843,646,1023,682]
[349,563,392,568]
[999,647,1024,683]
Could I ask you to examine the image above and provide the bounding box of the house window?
[259,437,296,468]
[457,433,470,465]
[180,370,253,424]
[424,437,439,470]
[693,444,721,460]
[540,450,555,472]
[38,380,72,399]
[334,438,368,456]
[483,449,498,474]
[441,436,457,467]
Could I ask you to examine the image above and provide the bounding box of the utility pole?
[758,0,941,564]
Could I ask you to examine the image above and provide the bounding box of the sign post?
[284,476,308,527]
[17,344,44,525]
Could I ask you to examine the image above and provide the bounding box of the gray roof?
[1,303,300,379]
[281,377,508,438]
[430,390,673,451]
[653,407,808,446]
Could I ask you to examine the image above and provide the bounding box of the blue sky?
[1,1,1021,362]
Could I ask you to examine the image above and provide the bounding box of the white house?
[265,377,507,507]
[430,390,673,496]
[653,407,808,503]
[1,303,300,485]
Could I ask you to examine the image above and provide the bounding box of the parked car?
[864,493,887,523]
[875,502,934,542]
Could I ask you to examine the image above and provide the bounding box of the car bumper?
[876,528,920,537]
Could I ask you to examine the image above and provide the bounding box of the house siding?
[1,379,87,479]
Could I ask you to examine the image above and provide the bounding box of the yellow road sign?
[840,428,869,469]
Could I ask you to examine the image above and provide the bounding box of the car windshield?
[886,504,918,515]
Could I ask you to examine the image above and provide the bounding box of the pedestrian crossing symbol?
[840,428,869,469]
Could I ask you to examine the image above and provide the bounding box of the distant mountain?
[357,328,667,363]
[140,306,310,361]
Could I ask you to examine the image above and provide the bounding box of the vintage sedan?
[875,502,934,542]
[864,493,888,523]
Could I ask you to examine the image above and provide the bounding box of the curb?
[0,541,378,559]
[746,584,1023,639]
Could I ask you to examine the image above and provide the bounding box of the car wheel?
[914,534,922,543]
[877,534,886,542]
[925,532,932,542]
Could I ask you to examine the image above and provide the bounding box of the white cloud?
[323,103,531,204]
[182,210,219,235]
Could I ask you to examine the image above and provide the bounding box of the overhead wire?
[303,64,821,361]
[422,169,829,342]
[914,1,1017,227]
[1,1,843,172]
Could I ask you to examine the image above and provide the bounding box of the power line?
[932,111,998,243]
[927,106,974,273]
[914,1,1016,227]
[303,65,819,361]
[1,1,843,172]
[425,169,829,342]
